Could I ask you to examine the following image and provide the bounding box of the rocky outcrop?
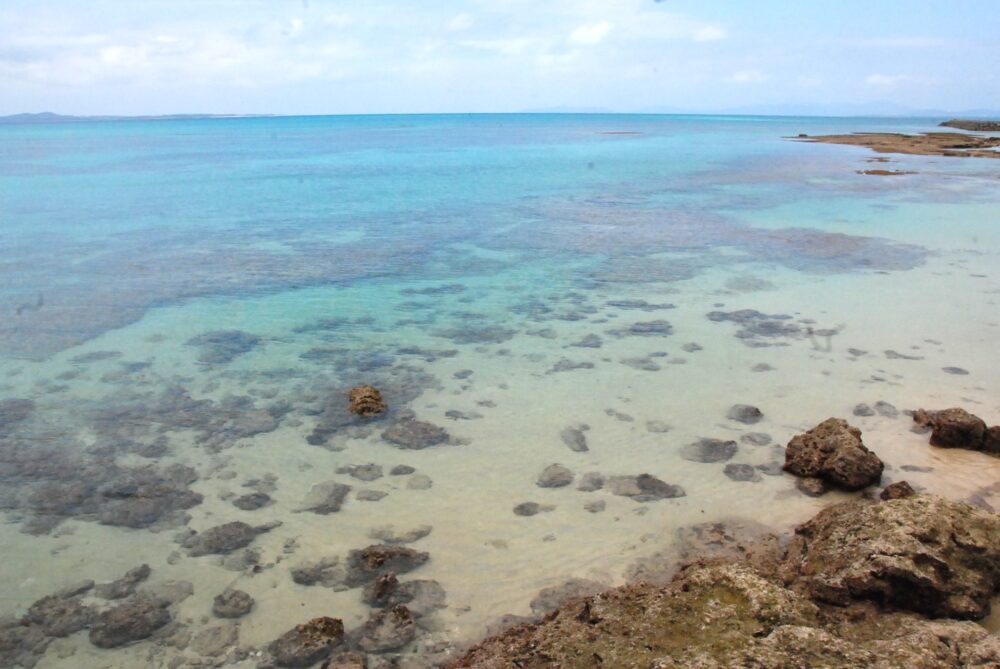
[269,617,344,668]
[452,495,1000,668]
[783,418,883,490]
[940,119,1000,132]
[780,495,1000,619]
[348,385,386,417]
[381,419,449,449]
[89,597,171,648]
[212,589,254,618]
[184,521,277,556]
[913,408,1000,455]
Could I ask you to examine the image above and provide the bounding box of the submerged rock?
[559,425,589,453]
[783,418,883,490]
[513,502,554,517]
[212,589,254,618]
[95,564,151,600]
[232,491,272,511]
[269,617,344,668]
[348,385,386,417]
[89,597,171,648]
[184,521,277,556]
[681,438,738,463]
[186,330,261,364]
[23,594,96,638]
[608,474,685,501]
[343,545,430,588]
[781,495,1000,619]
[381,420,449,449]
[356,605,416,653]
[727,404,763,425]
[724,463,761,482]
[336,463,384,481]
[536,464,573,488]
[299,481,352,514]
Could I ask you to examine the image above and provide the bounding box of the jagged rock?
[530,578,607,614]
[233,491,272,510]
[300,482,352,514]
[913,408,990,451]
[184,521,276,556]
[880,480,916,500]
[23,595,96,637]
[349,385,386,417]
[559,425,589,452]
[727,404,763,424]
[343,545,429,588]
[783,418,883,490]
[270,617,345,668]
[213,589,254,618]
[95,564,151,599]
[781,495,1000,619]
[356,605,416,653]
[89,597,171,648]
[536,464,573,488]
[381,420,449,449]
[681,438,738,463]
[608,474,685,501]
[361,574,446,616]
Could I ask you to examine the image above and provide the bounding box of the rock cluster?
[269,616,345,668]
[913,407,1000,455]
[452,495,1000,668]
[783,418,883,491]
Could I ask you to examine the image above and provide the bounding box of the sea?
[1,113,999,666]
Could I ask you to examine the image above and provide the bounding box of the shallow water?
[1,114,999,666]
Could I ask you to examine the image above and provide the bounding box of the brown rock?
[984,426,1000,455]
[783,418,883,490]
[781,495,1000,619]
[914,408,988,450]
[356,605,416,653]
[880,480,916,500]
[270,617,345,668]
[349,386,386,417]
[795,476,828,497]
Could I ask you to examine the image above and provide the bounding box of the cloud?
[447,13,474,32]
[865,73,911,86]
[569,20,612,45]
[727,70,769,84]
[693,25,727,42]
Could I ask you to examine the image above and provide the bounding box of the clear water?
[1,114,999,666]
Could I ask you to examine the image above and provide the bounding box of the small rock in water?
[853,403,875,417]
[577,472,605,492]
[356,605,416,653]
[269,617,345,668]
[608,474,685,501]
[645,420,671,433]
[95,564,151,600]
[299,482,352,514]
[796,477,828,497]
[874,401,898,418]
[681,342,703,353]
[569,334,603,348]
[513,502,554,517]
[24,594,96,637]
[233,492,272,511]
[560,425,590,452]
[723,463,761,482]
[740,432,772,446]
[368,524,432,544]
[942,366,969,375]
[356,490,388,502]
[212,589,254,618]
[727,404,763,425]
[751,363,775,372]
[343,545,430,588]
[550,358,595,373]
[536,464,574,488]
[89,597,171,649]
[348,385,386,416]
[186,330,262,364]
[681,438,738,463]
[184,521,277,556]
[191,624,238,657]
[381,420,449,449]
[913,408,992,452]
[880,480,916,500]
[336,464,384,482]
[584,500,606,513]
[406,474,433,490]
[389,465,416,476]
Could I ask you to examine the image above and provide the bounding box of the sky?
[1,0,998,116]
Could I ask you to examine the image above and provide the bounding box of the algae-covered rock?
[780,495,1000,619]
[349,385,386,417]
[269,616,344,667]
[783,418,883,490]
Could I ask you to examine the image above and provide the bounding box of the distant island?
[939,118,1000,131]
[0,112,272,124]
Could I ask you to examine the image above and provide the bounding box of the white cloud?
[447,13,474,32]
[569,20,612,45]
[458,38,537,55]
[865,73,909,86]
[323,13,353,28]
[727,70,769,84]
[693,25,727,42]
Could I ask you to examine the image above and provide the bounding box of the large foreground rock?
[914,407,999,454]
[451,562,1000,668]
[783,418,883,490]
[780,495,1000,619]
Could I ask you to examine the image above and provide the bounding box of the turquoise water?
[1,114,999,667]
